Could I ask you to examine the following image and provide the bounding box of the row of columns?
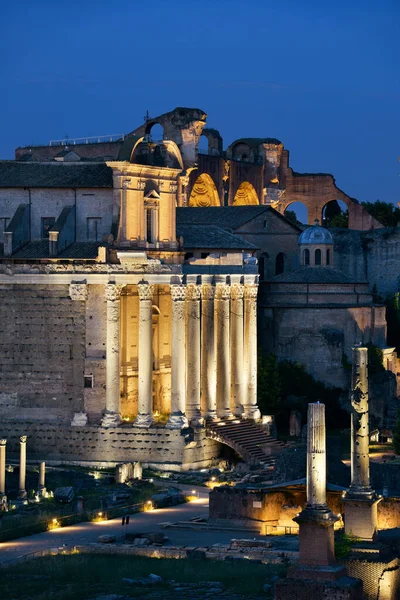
[0,437,46,502]
[70,280,260,429]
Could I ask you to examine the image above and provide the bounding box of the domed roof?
[299,220,333,245]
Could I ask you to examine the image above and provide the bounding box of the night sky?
[1,0,399,208]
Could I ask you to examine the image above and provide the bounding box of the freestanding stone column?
[0,439,6,497]
[215,283,232,418]
[38,461,46,497]
[135,283,154,428]
[201,284,217,419]
[243,284,260,420]
[101,284,125,428]
[185,284,202,426]
[18,436,27,500]
[306,402,327,508]
[167,284,188,429]
[344,346,381,541]
[230,283,244,416]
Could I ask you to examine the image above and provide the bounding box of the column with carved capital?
[230,283,244,416]
[0,439,6,497]
[243,284,261,419]
[18,436,27,500]
[135,283,154,427]
[167,285,188,429]
[186,284,202,426]
[215,283,232,418]
[201,284,217,419]
[101,284,125,428]
[69,283,88,302]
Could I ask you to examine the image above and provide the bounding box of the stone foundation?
[274,576,363,600]
[0,421,222,471]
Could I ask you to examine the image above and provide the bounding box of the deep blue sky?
[1,0,399,207]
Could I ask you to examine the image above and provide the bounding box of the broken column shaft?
[0,439,6,496]
[18,436,27,500]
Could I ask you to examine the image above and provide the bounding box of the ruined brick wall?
[228,161,264,205]
[15,142,122,162]
[191,154,225,204]
[0,284,85,422]
[343,557,400,600]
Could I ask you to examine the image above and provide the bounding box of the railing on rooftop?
[49,134,125,147]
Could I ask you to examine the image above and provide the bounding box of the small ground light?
[211,476,216,482]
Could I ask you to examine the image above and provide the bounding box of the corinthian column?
[0,439,6,497]
[167,285,188,429]
[101,284,125,428]
[215,283,232,418]
[186,284,202,426]
[243,284,260,420]
[135,283,154,428]
[230,283,244,416]
[201,284,217,419]
[18,436,27,500]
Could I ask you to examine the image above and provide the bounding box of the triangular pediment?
[144,189,161,199]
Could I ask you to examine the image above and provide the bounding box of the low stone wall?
[0,421,221,471]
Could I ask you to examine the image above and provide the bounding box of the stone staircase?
[205,417,286,469]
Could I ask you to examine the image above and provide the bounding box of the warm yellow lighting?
[98,512,103,517]
[48,518,60,531]
[144,500,154,511]
[211,476,216,482]
[149,478,153,483]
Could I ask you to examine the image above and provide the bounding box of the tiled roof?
[176,224,257,250]
[270,266,365,284]
[0,161,113,188]
[9,241,105,259]
[177,206,270,229]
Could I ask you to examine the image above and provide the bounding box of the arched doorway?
[284,202,308,225]
[232,182,259,205]
[322,200,348,227]
[275,252,287,275]
[188,173,220,207]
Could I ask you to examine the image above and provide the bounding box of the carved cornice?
[69,283,88,301]
[105,284,125,302]
[244,285,258,300]
[137,283,154,302]
[201,284,215,301]
[20,436,27,444]
[230,283,244,300]
[186,284,201,301]
[215,284,230,300]
[170,284,186,302]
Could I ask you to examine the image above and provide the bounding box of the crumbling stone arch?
[188,173,220,207]
[146,122,164,141]
[232,182,259,206]
[284,201,309,225]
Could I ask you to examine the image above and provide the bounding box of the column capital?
[170,284,186,302]
[0,439,6,446]
[201,283,215,301]
[20,436,27,444]
[215,283,230,300]
[244,284,258,300]
[186,284,201,301]
[230,283,244,300]
[105,283,125,302]
[69,283,88,301]
[137,283,154,302]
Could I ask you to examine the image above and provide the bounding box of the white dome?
[299,219,333,245]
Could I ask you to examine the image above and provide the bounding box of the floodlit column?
[18,436,27,499]
[186,284,202,425]
[0,439,6,496]
[306,402,327,507]
[215,283,232,418]
[135,283,154,428]
[243,284,260,419]
[349,346,372,494]
[230,283,245,416]
[101,284,125,428]
[201,284,217,419]
[38,461,45,491]
[167,285,188,429]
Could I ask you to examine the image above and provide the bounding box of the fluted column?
[243,284,260,419]
[215,283,232,418]
[186,284,202,426]
[101,284,125,428]
[167,285,188,429]
[134,283,154,428]
[306,402,327,507]
[0,439,6,496]
[38,461,46,494]
[230,283,244,416]
[201,284,217,419]
[18,436,27,500]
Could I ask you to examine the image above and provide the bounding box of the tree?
[386,293,400,352]
[361,200,400,227]
[328,210,349,228]
[284,210,301,226]
[257,351,281,414]
[393,409,400,455]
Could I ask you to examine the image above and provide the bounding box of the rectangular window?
[41,217,55,239]
[0,218,8,244]
[87,217,102,241]
[84,375,94,388]
[146,209,153,243]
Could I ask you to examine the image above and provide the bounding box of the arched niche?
[232,182,259,206]
[188,173,220,207]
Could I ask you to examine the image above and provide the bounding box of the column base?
[71,412,88,427]
[101,411,121,428]
[216,409,233,419]
[242,405,261,420]
[133,413,153,428]
[343,493,381,541]
[186,408,204,427]
[166,412,189,429]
